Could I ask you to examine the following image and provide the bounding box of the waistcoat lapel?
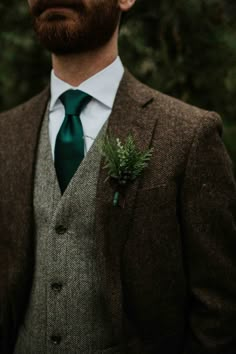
[94,70,156,341]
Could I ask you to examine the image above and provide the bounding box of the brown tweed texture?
[0,70,236,354]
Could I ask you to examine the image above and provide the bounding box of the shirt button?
[50,335,62,345]
[51,282,63,292]
[55,225,67,234]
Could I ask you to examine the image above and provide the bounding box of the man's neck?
[52,31,118,87]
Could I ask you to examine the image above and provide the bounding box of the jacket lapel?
[94,70,157,341]
[0,87,50,343]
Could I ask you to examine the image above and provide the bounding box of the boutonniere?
[101,134,153,207]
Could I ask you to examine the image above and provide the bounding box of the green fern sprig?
[101,134,153,206]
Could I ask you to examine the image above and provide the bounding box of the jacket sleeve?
[181,112,236,353]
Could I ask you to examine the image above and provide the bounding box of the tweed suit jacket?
[0,70,236,354]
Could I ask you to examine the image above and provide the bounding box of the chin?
[33,6,119,55]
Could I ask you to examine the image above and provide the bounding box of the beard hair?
[32,0,121,55]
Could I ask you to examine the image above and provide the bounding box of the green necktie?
[55,89,92,194]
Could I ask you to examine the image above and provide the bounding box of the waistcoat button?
[51,282,63,292]
[55,225,67,234]
[50,335,62,345]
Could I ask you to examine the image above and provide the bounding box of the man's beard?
[30,0,120,55]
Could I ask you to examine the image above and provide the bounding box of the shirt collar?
[50,56,124,111]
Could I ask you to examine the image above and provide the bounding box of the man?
[0,0,236,353]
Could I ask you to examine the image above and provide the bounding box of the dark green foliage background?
[0,0,236,171]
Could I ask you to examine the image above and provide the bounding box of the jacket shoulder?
[125,71,222,134]
[153,87,222,131]
[159,91,219,128]
[0,87,50,124]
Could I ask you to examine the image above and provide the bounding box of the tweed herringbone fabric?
[14,109,116,353]
[1,71,236,354]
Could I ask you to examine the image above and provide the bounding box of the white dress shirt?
[49,57,124,160]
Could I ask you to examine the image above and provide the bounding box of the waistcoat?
[13,109,117,353]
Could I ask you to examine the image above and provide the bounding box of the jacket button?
[51,282,63,292]
[55,225,67,234]
[50,335,62,345]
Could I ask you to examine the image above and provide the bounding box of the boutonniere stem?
[113,191,120,207]
[101,135,153,207]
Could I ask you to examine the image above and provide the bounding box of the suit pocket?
[95,344,121,354]
[134,183,176,211]
[131,183,179,237]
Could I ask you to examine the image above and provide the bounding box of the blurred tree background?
[0,0,236,172]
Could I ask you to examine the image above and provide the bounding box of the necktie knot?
[59,89,92,116]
